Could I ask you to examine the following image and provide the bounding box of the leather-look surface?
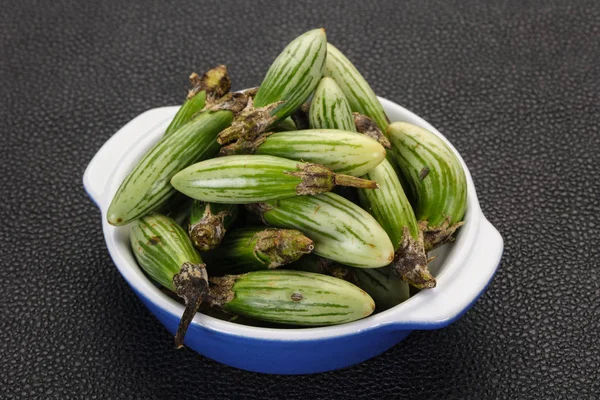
[1,0,598,398]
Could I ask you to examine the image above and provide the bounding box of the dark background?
[2,0,599,398]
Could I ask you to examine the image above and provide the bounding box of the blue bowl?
[84,98,503,374]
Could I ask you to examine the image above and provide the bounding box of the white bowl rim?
[84,96,503,342]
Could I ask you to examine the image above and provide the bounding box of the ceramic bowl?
[83,97,503,374]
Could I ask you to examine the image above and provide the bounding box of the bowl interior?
[101,97,477,339]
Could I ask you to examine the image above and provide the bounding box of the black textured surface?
[1,0,599,398]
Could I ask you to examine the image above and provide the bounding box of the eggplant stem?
[354,112,391,148]
[172,262,209,349]
[334,174,379,189]
[189,65,231,103]
[218,131,274,156]
[392,227,436,289]
[285,163,378,195]
[204,92,249,115]
[217,98,283,145]
[207,275,238,308]
[188,206,230,251]
[252,228,314,268]
[420,218,465,252]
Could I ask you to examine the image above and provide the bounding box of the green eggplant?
[202,227,314,274]
[130,213,208,348]
[388,122,467,251]
[208,270,375,326]
[171,155,378,204]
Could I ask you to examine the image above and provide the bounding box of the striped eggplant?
[353,266,410,311]
[388,122,467,251]
[208,270,375,326]
[107,93,247,226]
[309,77,356,131]
[218,29,327,145]
[203,227,314,274]
[247,192,395,268]
[358,159,434,288]
[323,43,390,132]
[220,129,386,177]
[254,28,326,122]
[163,65,231,138]
[171,155,378,204]
[130,213,209,348]
[188,201,239,251]
[304,75,391,152]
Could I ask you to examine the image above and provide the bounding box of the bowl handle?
[83,107,177,209]
[386,216,503,330]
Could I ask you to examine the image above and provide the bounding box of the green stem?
[334,173,379,190]
[284,163,378,195]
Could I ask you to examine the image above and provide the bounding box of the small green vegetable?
[208,270,375,326]
[220,129,386,177]
[171,155,378,204]
[323,43,390,132]
[309,77,356,131]
[202,227,314,274]
[272,116,299,132]
[358,159,434,289]
[219,29,327,145]
[388,122,467,251]
[353,266,410,311]
[287,256,408,309]
[253,28,327,122]
[129,213,209,348]
[165,90,206,138]
[247,192,395,268]
[107,93,247,226]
